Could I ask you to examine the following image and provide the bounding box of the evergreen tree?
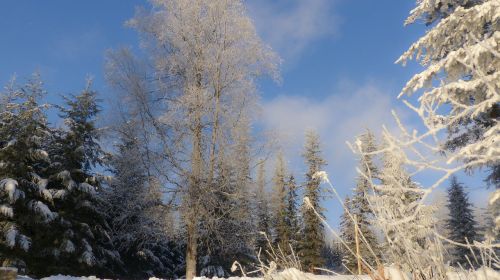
[370,143,435,275]
[482,203,500,258]
[398,0,499,239]
[44,84,121,277]
[0,76,57,274]
[347,131,379,271]
[255,160,271,256]
[285,175,300,253]
[299,130,327,273]
[272,153,289,252]
[446,176,479,267]
[321,242,343,273]
[339,197,356,273]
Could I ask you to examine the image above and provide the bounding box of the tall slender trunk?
[186,119,202,279]
[186,216,198,280]
[185,70,205,279]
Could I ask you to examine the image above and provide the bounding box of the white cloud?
[260,82,493,228]
[50,29,105,61]
[247,0,339,62]
[260,81,405,197]
[260,81,406,226]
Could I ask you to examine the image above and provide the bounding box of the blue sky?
[0,0,491,228]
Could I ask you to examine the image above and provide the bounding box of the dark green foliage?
[446,176,479,268]
[436,0,498,190]
[38,83,122,277]
[255,161,271,259]
[420,0,483,25]
[285,175,300,253]
[272,153,289,253]
[321,243,343,273]
[445,104,500,189]
[54,84,103,173]
[339,197,356,273]
[299,131,326,273]
[350,176,380,259]
[0,76,56,274]
[340,131,380,272]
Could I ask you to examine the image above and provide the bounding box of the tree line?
[0,75,334,278]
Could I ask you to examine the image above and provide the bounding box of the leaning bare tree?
[108,0,279,278]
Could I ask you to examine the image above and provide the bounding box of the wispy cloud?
[260,81,411,225]
[247,0,339,63]
[49,28,106,61]
[260,80,408,193]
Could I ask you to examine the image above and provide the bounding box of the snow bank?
[193,268,370,280]
[192,267,499,280]
[16,267,500,280]
[16,276,106,280]
[447,267,500,280]
[40,276,104,280]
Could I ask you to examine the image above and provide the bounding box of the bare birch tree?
[107,1,279,278]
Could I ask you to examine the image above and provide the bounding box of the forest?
[0,0,498,280]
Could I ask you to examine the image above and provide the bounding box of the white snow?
[489,189,500,206]
[53,189,67,199]
[28,200,57,221]
[18,234,31,252]
[40,276,104,280]
[447,267,500,280]
[77,183,96,195]
[61,239,76,253]
[0,178,22,203]
[0,204,14,218]
[14,267,500,280]
[193,269,368,280]
[312,171,329,184]
[5,227,17,248]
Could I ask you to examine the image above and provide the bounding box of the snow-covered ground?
[17,276,102,280]
[15,267,500,280]
[191,268,371,280]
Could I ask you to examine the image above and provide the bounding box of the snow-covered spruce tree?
[321,242,343,273]
[347,131,380,271]
[429,1,500,190]
[285,175,300,253]
[0,76,56,273]
[368,141,436,276]
[339,197,356,273]
[104,121,183,279]
[446,176,479,267]
[299,130,327,273]
[126,1,279,278]
[44,84,121,277]
[255,160,271,258]
[272,152,289,253]
[397,0,499,236]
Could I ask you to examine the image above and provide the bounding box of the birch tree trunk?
[119,1,280,277]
